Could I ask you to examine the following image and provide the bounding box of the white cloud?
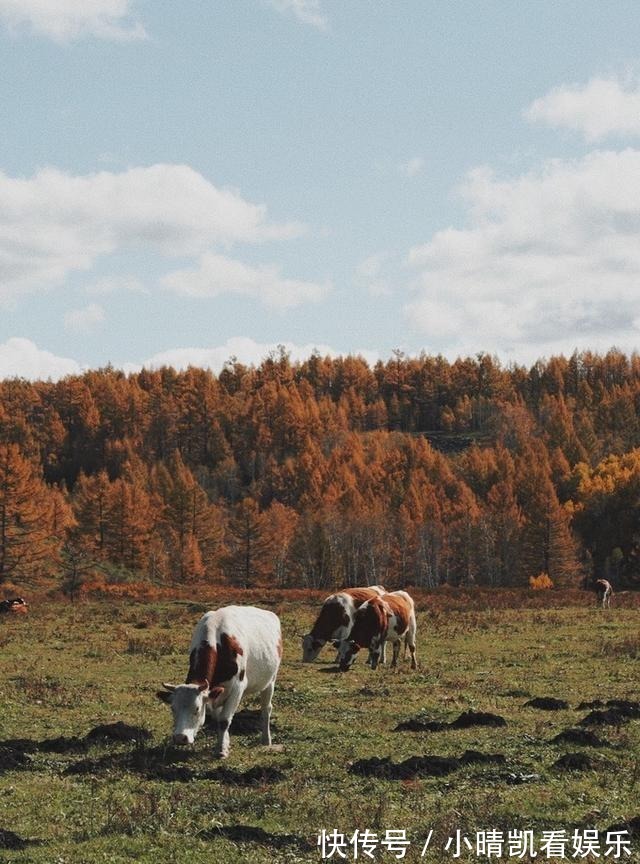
[355,253,391,297]
[0,338,81,380]
[0,164,305,302]
[161,252,329,310]
[135,338,377,374]
[525,76,640,142]
[400,157,424,178]
[0,0,146,42]
[64,302,105,333]
[268,0,327,30]
[406,149,640,363]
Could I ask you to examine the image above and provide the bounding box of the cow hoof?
[216,750,229,759]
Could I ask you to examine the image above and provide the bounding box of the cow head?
[156,682,224,745]
[301,634,325,663]
[338,639,360,671]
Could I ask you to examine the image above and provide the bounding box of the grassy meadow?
[0,589,639,863]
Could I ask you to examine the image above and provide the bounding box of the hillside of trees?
[1,348,640,594]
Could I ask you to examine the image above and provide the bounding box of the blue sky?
[2,0,640,378]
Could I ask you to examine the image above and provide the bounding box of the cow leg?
[407,614,418,669]
[259,681,275,746]
[380,641,387,665]
[391,639,400,668]
[214,689,244,759]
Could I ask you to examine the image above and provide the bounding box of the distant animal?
[595,579,613,609]
[0,597,28,615]
[301,585,386,663]
[339,590,417,672]
[157,605,282,758]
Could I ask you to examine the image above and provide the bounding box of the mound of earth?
[553,753,595,771]
[551,728,609,748]
[579,709,628,727]
[349,754,459,779]
[525,697,569,710]
[450,710,507,729]
[84,722,152,743]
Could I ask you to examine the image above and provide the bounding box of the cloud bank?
[407,149,640,361]
[0,164,321,310]
[525,76,640,142]
[0,0,146,42]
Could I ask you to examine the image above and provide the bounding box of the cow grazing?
[157,605,282,758]
[339,590,417,672]
[301,585,386,663]
[595,579,613,609]
[0,597,27,615]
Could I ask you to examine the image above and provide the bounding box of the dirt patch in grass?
[84,722,152,743]
[551,728,610,748]
[579,709,629,727]
[459,750,506,765]
[349,750,506,780]
[395,710,507,733]
[0,828,39,850]
[605,816,640,838]
[525,697,569,710]
[577,699,640,717]
[450,710,507,729]
[64,745,286,784]
[553,752,595,771]
[394,717,447,732]
[200,825,314,851]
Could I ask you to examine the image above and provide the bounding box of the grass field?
[0,590,639,863]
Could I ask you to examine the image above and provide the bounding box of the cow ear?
[207,686,224,704]
[162,683,176,692]
[156,689,172,704]
[197,681,209,693]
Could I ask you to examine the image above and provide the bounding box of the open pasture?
[0,591,639,863]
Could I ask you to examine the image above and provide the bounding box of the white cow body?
[158,605,281,758]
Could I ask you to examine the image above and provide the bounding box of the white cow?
[301,585,386,662]
[157,605,281,758]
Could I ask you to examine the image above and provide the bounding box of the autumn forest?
[2,348,640,596]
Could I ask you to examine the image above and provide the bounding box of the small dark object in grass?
[85,722,152,743]
[318,666,341,674]
[202,825,314,851]
[459,750,506,765]
[0,828,33,850]
[394,717,447,732]
[605,816,640,838]
[349,754,459,779]
[605,699,640,718]
[577,699,640,716]
[0,747,32,772]
[450,710,507,729]
[38,735,89,753]
[579,709,628,727]
[552,728,609,748]
[553,752,594,771]
[525,697,569,711]
[204,766,286,786]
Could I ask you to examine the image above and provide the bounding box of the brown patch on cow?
[342,587,384,606]
[239,669,245,681]
[310,599,350,641]
[213,633,243,684]
[186,641,217,688]
[382,593,411,636]
[350,598,388,648]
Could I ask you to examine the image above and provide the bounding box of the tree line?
[1,348,640,593]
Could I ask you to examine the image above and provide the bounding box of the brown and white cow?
[338,590,417,672]
[595,579,613,609]
[301,585,386,662]
[157,605,282,758]
[0,597,27,615]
